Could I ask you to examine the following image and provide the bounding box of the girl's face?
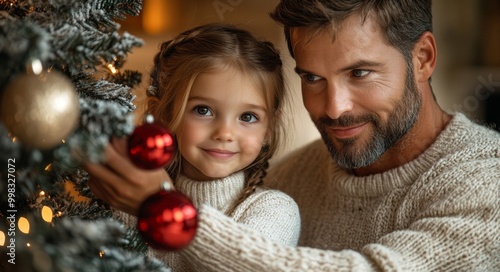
[177,69,269,181]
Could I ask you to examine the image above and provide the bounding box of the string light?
[99,250,105,257]
[18,217,30,234]
[0,231,5,246]
[41,206,53,223]
[107,63,118,74]
[45,164,52,171]
[30,59,43,75]
[39,190,46,197]
[8,133,16,142]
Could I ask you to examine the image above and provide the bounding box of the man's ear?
[412,31,437,83]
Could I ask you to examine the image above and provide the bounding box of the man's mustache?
[316,114,377,128]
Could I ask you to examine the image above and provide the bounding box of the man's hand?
[83,137,174,215]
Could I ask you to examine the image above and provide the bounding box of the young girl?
[87,23,300,271]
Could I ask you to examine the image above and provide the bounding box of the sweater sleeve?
[231,190,301,246]
[183,205,377,272]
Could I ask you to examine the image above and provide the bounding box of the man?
[86,0,499,271]
[179,1,499,270]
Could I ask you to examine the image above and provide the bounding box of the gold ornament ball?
[0,70,80,150]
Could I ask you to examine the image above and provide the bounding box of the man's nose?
[325,82,354,119]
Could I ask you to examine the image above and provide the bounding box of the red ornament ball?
[128,122,176,169]
[137,190,198,250]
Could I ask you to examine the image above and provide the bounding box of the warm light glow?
[142,0,166,34]
[107,63,118,74]
[45,164,52,171]
[27,243,31,247]
[0,231,5,246]
[62,139,66,143]
[99,251,105,257]
[11,136,16,142]
[18,217,30,234]
[39,190,46,197]
[142,0,180,34]
[41,206,53,223]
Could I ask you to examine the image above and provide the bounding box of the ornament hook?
[161,181,173,192]
[144,114,155,124]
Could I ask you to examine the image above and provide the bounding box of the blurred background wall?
[119,0,500,162]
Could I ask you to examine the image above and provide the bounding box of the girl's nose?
[212,121,234,142]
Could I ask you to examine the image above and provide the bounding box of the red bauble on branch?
[128,115,176,170]
[129,116,198,250]
[137,184,198,251]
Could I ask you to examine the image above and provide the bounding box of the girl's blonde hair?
[145,23,287,215]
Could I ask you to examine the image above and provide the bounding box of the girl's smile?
[177,68,269,181]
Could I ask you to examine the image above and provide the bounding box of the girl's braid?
[147,28,205,98]
[225,144,271,216]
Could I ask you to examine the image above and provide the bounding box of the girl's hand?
[83,137,174,215]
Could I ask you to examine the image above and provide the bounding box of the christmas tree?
[0,0,171,271]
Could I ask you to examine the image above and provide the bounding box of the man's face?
[291,14,421,169]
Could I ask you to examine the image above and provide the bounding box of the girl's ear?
[146,96,160,111]
[261,130,269,147]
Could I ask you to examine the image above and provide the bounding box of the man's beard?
[314,64,421,169]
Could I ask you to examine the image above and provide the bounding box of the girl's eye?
[240,113,258,123]
[194,106,212,116]
[352,69,370,77]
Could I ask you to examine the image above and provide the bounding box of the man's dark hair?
[270,0,433,64]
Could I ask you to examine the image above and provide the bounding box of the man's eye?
[194,106,212,116]
[352,69,370,77]
[240,113,258,123]
[303,74,321,83]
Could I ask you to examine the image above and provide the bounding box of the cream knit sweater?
[141,172,300,271]
[181,113,500,271]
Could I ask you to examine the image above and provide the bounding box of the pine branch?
[77,76,137,112]
[0,16,52,90]
[0,1,169,270]
[107,69,142,87]
[0,0,144,78]
[0,216,170,272]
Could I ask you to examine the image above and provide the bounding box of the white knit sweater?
[181,113,500,271]
[144,172,300,271]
